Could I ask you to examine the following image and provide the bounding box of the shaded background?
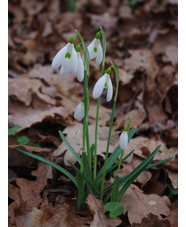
[8,0,178,226]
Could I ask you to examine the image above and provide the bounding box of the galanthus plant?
[17,27,175,218]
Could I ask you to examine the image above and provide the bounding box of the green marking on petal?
[94,47,97,53]
[65,52,71,59]
[104,82,108,88]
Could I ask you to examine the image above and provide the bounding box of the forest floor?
[8,0,178,226]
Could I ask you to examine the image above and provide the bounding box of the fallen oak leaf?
[8,145,51,153]
[121,184,171,224]
[9,101,68,131]
[15,162,51,210]
[131,213,171,227]
[86,194,121,227]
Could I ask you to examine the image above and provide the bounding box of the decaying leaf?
[86,194,121,227]
[131,213,171,227]
[15,162,51,210]
[121,184,171,224]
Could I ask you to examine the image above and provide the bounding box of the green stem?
[116,150,124,176]
[76,29,90,172]
[93,26,106,180]
[100,62,119,200]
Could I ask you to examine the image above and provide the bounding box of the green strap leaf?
[16,148,78,188]
[58,130,81,165]
[68,160,99,197]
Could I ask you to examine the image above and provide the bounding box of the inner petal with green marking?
[65,52,71,59]
[94,47,97,53]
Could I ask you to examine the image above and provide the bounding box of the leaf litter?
[8,0,178,226]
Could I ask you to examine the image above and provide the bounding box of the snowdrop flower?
[119,130,128,150]
[75,44,84,82]
[87,32,103,65]
[51,35,78,75]
[92,67,113,102]
[74,100,85,121]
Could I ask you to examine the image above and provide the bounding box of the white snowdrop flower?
[119,131,128,150]
[87,32,103,65]
[92,67,113,102]
[75,44,84,82]
[51,36,78,74]
[74,101,85,121]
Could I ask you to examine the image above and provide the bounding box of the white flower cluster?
[51,32,114,122]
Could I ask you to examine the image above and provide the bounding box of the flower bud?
[119,131,128,150]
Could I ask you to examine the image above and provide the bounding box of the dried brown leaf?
[86,194,121,227]
[15,162,51,210]
[121,185,171,224]
[131,213,171,227]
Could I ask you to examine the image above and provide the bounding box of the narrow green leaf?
[68,160,99,197]
[16,148,78,188]
[104,202,124,218]
[82,152,92,181]
[90,143,95,162]
[76,173,86,210]
[95,149,134,189]
[111,175,120,202]
[117,145,161,201]
[128,126,137,142]
[145,156,175,170]
[58,130,81,165]
[103,145,161,203]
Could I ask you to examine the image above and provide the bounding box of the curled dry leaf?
[15,162,51,210]
[121,184,171,224]
[86,194,121,227]
[54,124,119,166]
[9,101,68,131]
[15,202,92,227]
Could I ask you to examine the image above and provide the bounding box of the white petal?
[77,54,84,82]
[92,74,107,99]
[51,43,68,70]
[60,67,69,76]
[74,102,84,121]
[96,40,103,65]
[119,131,128,150]
[69,46,78,74]
[87,38,97,60]
[107,77,113,102]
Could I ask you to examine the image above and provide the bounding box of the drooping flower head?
[51,35,78,75]
[119,118,131,150]
[75,44,84,82]
[92,67,113,102]
[119,130,128,150]
[87,32,103,65]
[74,98,85,121]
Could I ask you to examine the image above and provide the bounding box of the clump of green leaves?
[16,27,175,217]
